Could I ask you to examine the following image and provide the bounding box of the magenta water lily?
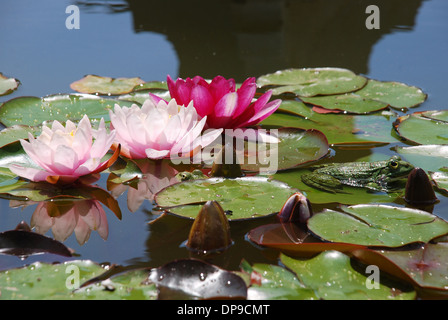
[158,75,282,129]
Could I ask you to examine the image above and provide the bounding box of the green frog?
[175,169,208,181]
[301,156,414,193]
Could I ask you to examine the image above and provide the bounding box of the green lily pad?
[396,145,448,172]
[132,81,168,91]
[0,125,42,148]
[238,127,329,173]
[281,251,415,300]
[307,204,448,247]
[242,261,319,300]
[0,94,135,127]
[429,171,448,194]
[154,177,299,220]
[70,75,145,95]
[300,93,389,114]
[0,260,157,300]
[265,100,397,145]
[0,73,20,96]
[0,260,106,299]
[394,111,448,145]
[257,68,367,97]
[118,89,171,105]
[354,79,427,110]
[419,110,448,123]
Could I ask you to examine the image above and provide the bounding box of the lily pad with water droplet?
[280,251,415,300]
[265,100,397,145]
[300,92,390,114]
[0,73,20,96]
[70,75,145,95]
[354,79,427,110]
[257,67,367,97]
[0,94,135,127]
[307,204,448,247]
[394,111,448,145]
[154,177,299,220]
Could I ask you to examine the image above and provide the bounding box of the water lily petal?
[145,148,170,160]
[9,164,52,182]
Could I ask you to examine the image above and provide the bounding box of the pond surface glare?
[1,0,448,278]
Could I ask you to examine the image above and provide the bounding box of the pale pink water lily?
[9,115,117,184]
[109,98,223,160]
[154,75,282,129]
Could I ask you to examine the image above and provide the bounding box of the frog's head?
[382,156,414,181]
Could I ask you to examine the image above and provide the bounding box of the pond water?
[1,0,448,283]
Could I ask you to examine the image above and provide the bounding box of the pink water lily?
[9,115,117,185]
[158,75,281,129]
[109,98,223,160]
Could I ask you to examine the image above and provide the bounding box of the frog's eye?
[389,160,399,169]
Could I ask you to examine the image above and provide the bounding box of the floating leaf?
[147,259,247,299]
[248,222,366,258]
[257,68,367,97]
[0,73,20,96]
[307,204,448,247]
[354,79,427,110]
[394,111,448,145]
[265,100,397,145]
[0,94,135,127]
[243,261,319,300]
[300,93,389,114]
[240,127,329,173]
[353,243,448,293]
[281,251,415,300]
[0,125,42,148]
[132,81,168,91]
[430,171,448,194]
[0,260,107,299]
[118,89,170,105]
[154,177,299,220]
[396,145,448,172]
[70,75,145,95]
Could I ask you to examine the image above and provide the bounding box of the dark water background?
[0,0,447,272]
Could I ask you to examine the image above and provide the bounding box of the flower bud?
[277,192,313,224]
[405,167,438,204]
[186,201,232,254]
[210,142,243,178]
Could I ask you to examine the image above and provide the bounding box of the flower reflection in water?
[30,199,109,245]
[108,159,181,213]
